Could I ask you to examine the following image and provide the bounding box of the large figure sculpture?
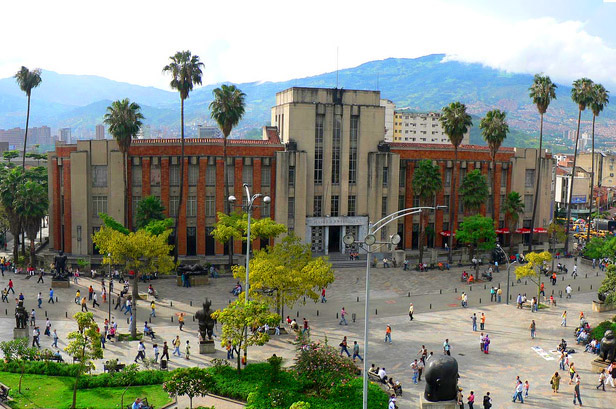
[424,355,459,402]
[599,330,616,362]
[15,300,29,329]
[53,251,69,280]
[195,299,216,341]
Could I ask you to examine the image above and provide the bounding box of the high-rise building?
[59,128,72,143]
[393,111,470,145]
[95,125,105,140]
[381,99,395,142]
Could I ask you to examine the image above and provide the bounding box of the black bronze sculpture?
[53,251,69,280]
[599,330,616,362]
[15,300,29,329]
[195,299,216,341]
[424,355,459,402]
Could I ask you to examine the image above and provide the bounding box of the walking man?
[8,279,14,294]
[339,307,348,325]
[529,320,536,339]
[37,292,42,308]
[411,359,419,384]
[471,313,477,332]
[573,375,582,406]
[134,341,146,363]
[52,329,59,348]
[37,270,44,283]
[339,336,351,357]
[352,341,363,362]
[150,301,156,317]
[443,339,451,356]
[48,288,54,304]
[480,332,485,352]
[512,380,524,403]
[566,285,572,299]
[321,288,327,303]
[172,336,181,357]
[385,325,392,343]
[480,313,486,330]
[92,292,100,308]
[409,303,414,321]
[161,341,170,361]
[81,297,88,312]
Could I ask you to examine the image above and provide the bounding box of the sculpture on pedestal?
[424,355,459,402]
[53,251,69,280]
[15,300,29,329]
[599,330,616,362]
[195,299,216,341]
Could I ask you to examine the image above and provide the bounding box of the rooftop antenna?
[336,46,339,89]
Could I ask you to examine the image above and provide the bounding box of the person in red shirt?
[8,279,14,294]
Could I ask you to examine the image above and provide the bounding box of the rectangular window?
[132,165,142,187]
[205,196,215,217]
[331,195,339,217]
[187,196,197,217]
[188,164,199,186]
[348,195,356,216]
[399,166,406,187]
[349,115,358,184]
[92,165,108,187]
[523,219,532,229]
[92,196,107,217]
[398,195,405,211]
[169,165,180,186]
[227,165,235,187]
[413,195,420,208]
[150,164,161,186]
[261,166,271,186]
[444,168,452,187]
[524,194,533,210]
[444,195,450,209]
[459,168,466,187]
[381,197,388,218]
[501,169,507,187]
[459,199,464,214]
[287,197,295,228]
[382,166,388,187]
[132,195,141,220]
[288,166,295,187]
[314,114,324,184]
[59,166,64,186]
[525,169,535,188]
[206,165,216,186]
[243,165,253,187]
[314,195,322,217]
[331,115,341,185]
[500,194,505,213]
[169,196,179,217]
[261,201,271,218]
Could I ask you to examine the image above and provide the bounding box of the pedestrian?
[134,341,146,362]
[352,341,363,362]
[607,362,616,388]
[48,288,54,304]
[529,320,536,339]
[497,287,502,303]
[572,264,577,278]
[483,334,490,354]
[88,285,93,301]
[385,325,392,343]
[92,292,100,308]
[516,293,523,309]
[566,285,572,299]
[100,332,106,349]
[124,298,132,315]
[490,287,496,302]
[44,318,51,336]
[443,339,451,356]
[321,288,327,303]
[512,380,524,403]
[480,313,485,330]
[559,352,567,370]
[411,359,419,384]
[32,327,40,348]
[81,297,88,312]
[597,369,606,391]
[403,259,409,271]
[153,344,159,362]
[1,288,8,303]
[226,341,234,360]
[185,340,191,360]
[302,318,309,335]
[161,341,170,361]
[482,392,492,409]
[561,311,567,327]
[409,303,414,321]
[573,375,582,406]
[37,292,42,308]
[8,279,15,294]
[339,307,348,325]
[37,269,44,283]
[115,294,123,310]
[540,282,545,298]
[178,312,185,331]
[30,309,36,326]
[52,329,59,348]
[339,336,351,357]
[418,345,428,364]
[172,336,181,357]
[480,332,485,352]
[569,362,576,384]
[73,269,79,284]
[466,391,474,409]
[551,371,560,393]
[523,380,530,397]
[150,301,156,317]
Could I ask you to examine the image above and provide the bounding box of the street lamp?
[343,205,446,409]
[107,253,113,325]
[228,183,270,367]
[496,244,516,305]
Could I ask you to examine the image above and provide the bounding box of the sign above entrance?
[306,216,368,227]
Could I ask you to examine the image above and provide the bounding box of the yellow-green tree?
[211,299,279,372]
[92,226,175,337]
[65,312,103,409]
[515,251,552,302]
[210,211,287,249]
[233,235,334,318]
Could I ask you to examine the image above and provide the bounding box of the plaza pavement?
[0,252,614,408]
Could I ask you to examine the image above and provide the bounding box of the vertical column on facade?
[177,157,189,256]
[63,159,72,253]
[233,158,244,255]
[494,163,503,226]
[252,158,262,251]
[142,157,151,197]
[215,158,225,255]
[404,162,414,249]
[435,162,446,246]
[127,160,133,228]
[269,159,277,248]
[161,158,170,217]
[196,158,207,255]
[52,159,62,250]
[480,163,489,216]
[506,165,513,247]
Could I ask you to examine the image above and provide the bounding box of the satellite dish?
[343,234,355,246]
[364,234,376,246]
[391,234,401,245]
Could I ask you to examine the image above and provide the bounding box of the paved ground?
[0,252,614,408]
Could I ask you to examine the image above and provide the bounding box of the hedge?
[0,360,81,377]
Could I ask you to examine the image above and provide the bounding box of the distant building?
[198,126,222,139]
[392,111,470,145]
[555,166,591,218]
[576,151,616,188]
[59,128,72,143]
[380,99,395,142]
[0,142,8,154]
[0,125,52,147]
[95,125,105,140]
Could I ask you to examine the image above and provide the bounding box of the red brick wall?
[161,158,170,217]
[197,159,207,255]
[177,157,189,255]
[63,159,72,253]
[142,157,151,197]
[215,158,225,255]
[233,158,244,255]
[404,162,414,249]
[52,159,61,250]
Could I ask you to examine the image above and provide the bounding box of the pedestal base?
[419,395,457,409]
[592,300,616,312]
[199,341,216,354]
[51,280,70,288]
[591,358,611,374]
[13,327,29,339]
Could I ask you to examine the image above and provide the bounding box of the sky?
[1,0,616,90]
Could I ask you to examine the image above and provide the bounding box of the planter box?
[592,300,616,313]
[176,275,210,287]
[51,279,70,288]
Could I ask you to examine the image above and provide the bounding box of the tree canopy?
[515,251,552,299]
[455,215,496,260]
[459,170,489,213]
[135,195,167,229]
[211,211,287,245]
[599,264,616,305]
[163,367,213,409]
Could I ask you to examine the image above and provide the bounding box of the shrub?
[0,360,80,377]
[77,369,168,389]
[290,402,311,409]
[590,320,616,341]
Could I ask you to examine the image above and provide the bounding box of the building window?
[381,197,388,218]
[331,195,339,216]
[500,194,505,213]
[523,219,532,229]
[150,164,161,186]
[288,166,295,187]
[205,196,215,217]
[349,115,358,184]
[132,165,142,187]
[348,195,356,216]
[169,196,179,217]
[444,168,452,187]
[525,169,535,188]
[59,166,64,186]
[443,195,450,209]
[261,201,271,218]
[92,196,107,217]
[92,165,108,187]
[227,165,235,187]
[187,196,197,217]
[382,166,388,187]
[132,195,141,220]
[188,164,199,186]
[169,165,180,186]
[243,165,253,187]
[459,168,466,187]
[314,195,322,217]
[413,195,420,208]
[501,169,507,187]
[287,197,295,228]
[524,194,533,210]
[206,165,216,186]
[398,195,405,211]
[399,166,406,187]
[332,115,341,185]
[261,166,271,186]
[315,114,324,184]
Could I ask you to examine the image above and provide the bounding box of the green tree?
[104,99,144,229]
[412,159,443,263]
[16,180,48,266]
[25,152,47,166]
[459,169,489,214]
[0,168,26,261]
[440,101,472,262]
[480,109,509,219]
[455,215,496,274]
[64,312,103,409]
[14,67,42,169]
[565,78,595,253]
[528,74,557,252]
[587,83,610,242]
[515,251,552,302]
[502,191,524,253]
[210,84,246,267]
[162,367,213,409]
[92,225,175,337]
[211,299,280,372]
[290,403,311,409]
[135,195,167,230]
[210,211,287,248]
[163,51,204,263]
[3,150,20,164]
[0,338,39,393]
[599,264,616,305]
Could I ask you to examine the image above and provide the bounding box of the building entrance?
[328,226,341,253]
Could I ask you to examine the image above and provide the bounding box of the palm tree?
[412,159,443,264]
[459,170,489,214]
[502,191,524,254]
[586,83,610,242]
[210,85,246,267]
[528,74,557,252]
[0,168,26,262]
[163,51,204,263]
[564,78,595,254]
[103,99,144,229]
[440,102,473,263]
[16,180,48,266]
[480,109,509,221]
[14,67,42,169]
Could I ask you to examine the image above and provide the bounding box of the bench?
[368,371,383,383]
[104,363,126,373]
[49,355,64,362]
[0,382,12,403]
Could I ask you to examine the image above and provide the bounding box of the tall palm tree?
[528,74,557,252]
[210,85,246,267]
[480,109,509,221]
[163,51,204,263]
[564,78,594,254]
[440,102,473,263]
[502,191,525,254]
[412,159,443,264]
[103,99,144,229]
[16,180,48,266]
[586,83,610,242]
[14,67,42,169]
[0,168,26,262]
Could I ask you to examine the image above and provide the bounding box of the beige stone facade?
[393,111,470,145]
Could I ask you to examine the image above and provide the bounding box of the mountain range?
[1,54,614,148]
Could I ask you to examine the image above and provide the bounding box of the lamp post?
[343,205,446,409]
[228,183,270,367]
[107,253,113,324]
[496,244,516,305]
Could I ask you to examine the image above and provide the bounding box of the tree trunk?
[123,151,129,229]
[448,147,459,263]
[12,224,19,263]
[71,372,79,409]
[418,210,425,265]
[587,115,596,243]
[564,109,583,254]
[30,239,35,267]
[189,396,193,409]
[173,98,185,265]
[21,231,26,257]
[236,335,242,373]
[223,135,234,268]
[529,113,544,253]
[131,273,139,338]
[22,95,31,169]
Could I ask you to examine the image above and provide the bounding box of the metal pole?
[108,255,112,323]
[506,261,511,305]
[244,188,252,368]
[362,247,371,409]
